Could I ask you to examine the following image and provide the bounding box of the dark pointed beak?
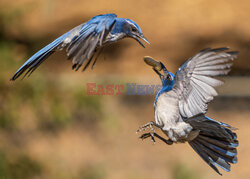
[134,34,150,48]
[140,35,150,44]
[153,68,163,78]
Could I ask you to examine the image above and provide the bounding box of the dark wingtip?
[199,48,211,52]
[227,51,239,56]
[202,47,239,58]
[212,47,230,52]
[10,76,15,81]
[10,71,21,81]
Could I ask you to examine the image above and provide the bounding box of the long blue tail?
[186,115,238,175]
[10,33,68,81]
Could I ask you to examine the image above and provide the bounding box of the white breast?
[155,91,180,127]
[155,90,193,142]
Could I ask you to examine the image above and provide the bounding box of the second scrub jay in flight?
[11,13,149,80]
[137,47,239,175]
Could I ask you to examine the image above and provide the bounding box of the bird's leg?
[139,132,156,144]
[139,132,173,145]
[153,133,173,145]
[136,121,161,133]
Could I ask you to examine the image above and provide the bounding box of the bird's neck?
[105,32,126,43]
[105,18,127,43]
[110,18,126,34]
[154,80,175,107]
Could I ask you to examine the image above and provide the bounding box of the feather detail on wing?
[10,14,117,80]
[65,14,117,71]
[173,47,238,118]
[10,32,69,81]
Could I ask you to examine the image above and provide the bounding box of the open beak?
[134,34,150,48]
[140,35,150,44]
[153,68,163,78]
[143,56,163,77]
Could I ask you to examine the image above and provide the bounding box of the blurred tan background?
[0,0,250,178]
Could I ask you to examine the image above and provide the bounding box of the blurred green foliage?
[0,151,42,179]
[77,165,106,179]
[172,163,200,179]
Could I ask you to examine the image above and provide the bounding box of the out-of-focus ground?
[0,0,250,178]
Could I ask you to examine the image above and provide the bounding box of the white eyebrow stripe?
[125,20,137,28]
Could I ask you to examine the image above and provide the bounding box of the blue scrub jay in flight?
[10,13,149,80]
[137,47,238,175]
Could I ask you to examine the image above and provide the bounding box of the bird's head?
[144,56,174,86]
[122,19,150,47]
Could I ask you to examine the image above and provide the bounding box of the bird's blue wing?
[10,31,70,80]
[66,14,117,71]
[11,13,117,80]
[172,48,238,118]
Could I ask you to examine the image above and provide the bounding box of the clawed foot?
[137,122,173,145]
[136,121,158,133]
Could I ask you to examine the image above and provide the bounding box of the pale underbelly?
[155,92,194,142]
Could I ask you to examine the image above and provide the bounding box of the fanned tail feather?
[186,115,238,175]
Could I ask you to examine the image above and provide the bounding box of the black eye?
[166,75,171,80]
[131,26,137,32]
